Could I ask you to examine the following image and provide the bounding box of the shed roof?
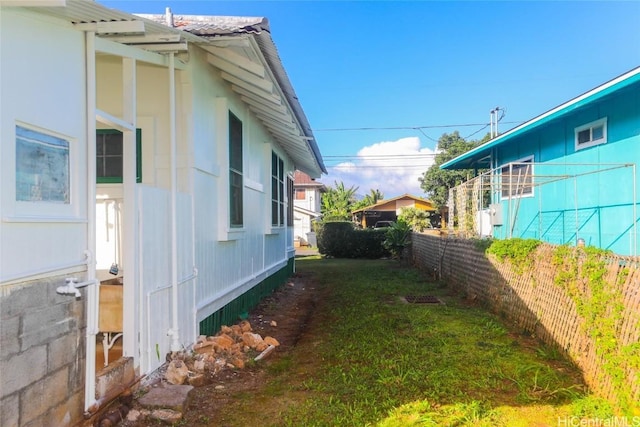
[352,194,435,213]
[441,66,640,170]
[18,0,326,178]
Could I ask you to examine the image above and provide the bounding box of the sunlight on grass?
[217,258,608,426]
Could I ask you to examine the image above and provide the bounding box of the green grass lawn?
[218,257,614,426]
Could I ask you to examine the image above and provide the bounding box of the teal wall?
[492,82,640,255]
[199,257,295,336]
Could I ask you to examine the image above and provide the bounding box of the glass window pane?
[104,135,123,154]
[104,157,123,178]
[592,125,604,141]
[577,129,591,144]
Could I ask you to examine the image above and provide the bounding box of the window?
[16,125,70,203]
[501,157,533,198]
[287,176,294,227]
[96,129,142,183]
[229,112,243,227]
[295,189,306,200]
[271,152,285,226]
[575,118,607,150]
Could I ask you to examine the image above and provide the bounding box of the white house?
[0,2,325,426]
[293,170,325,245]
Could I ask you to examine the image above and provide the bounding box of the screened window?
[271,152,285,226]
[229,112,243,227]
[287,176,294,227]
[575,118,607,150]
[501,157,533,198]
[96,129,142,183]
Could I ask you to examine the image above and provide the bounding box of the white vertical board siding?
[138,186,195,373]
[0,9,88,282]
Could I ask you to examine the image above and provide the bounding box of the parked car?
[373,221,394,229]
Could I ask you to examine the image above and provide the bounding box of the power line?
[313,121,522,132]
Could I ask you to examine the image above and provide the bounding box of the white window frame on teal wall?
[500,155,534,199]
[575,117,607,151]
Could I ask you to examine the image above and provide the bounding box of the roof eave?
[441,66,640,170]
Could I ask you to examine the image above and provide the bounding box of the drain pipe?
[84,29,100,413]
[167,52,181,352]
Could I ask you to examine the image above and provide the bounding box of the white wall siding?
[0,9,88,283]
[138,186,195,373]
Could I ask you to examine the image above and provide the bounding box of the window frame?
[96,128,142,184]
[500,155,534,199]
[229,112,244,228]
[287,175,294,227]
[575,117,607,151]
[271,151,285,227]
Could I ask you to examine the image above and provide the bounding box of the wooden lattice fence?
[411,233,640,410]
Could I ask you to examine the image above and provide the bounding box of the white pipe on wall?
[84,30,99,413]
[168,52,181,352]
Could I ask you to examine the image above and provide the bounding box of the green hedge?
[316,221,390,259]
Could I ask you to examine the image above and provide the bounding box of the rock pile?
[164,319,280,387]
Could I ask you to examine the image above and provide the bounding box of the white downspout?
[168,52,181,352]
[84,30,99,412]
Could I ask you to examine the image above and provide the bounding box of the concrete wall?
[0,274,87,427]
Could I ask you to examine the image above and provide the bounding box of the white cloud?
[324,136,436,199]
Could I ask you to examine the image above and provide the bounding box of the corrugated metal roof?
[441,66,640,170]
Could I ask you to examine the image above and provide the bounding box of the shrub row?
[315,221,390,259]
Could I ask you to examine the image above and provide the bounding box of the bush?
[316,221,390,259]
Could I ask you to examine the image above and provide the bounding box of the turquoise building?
[442,67,640,256]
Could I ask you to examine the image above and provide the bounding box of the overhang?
[16,0,326,178]
[441,66,640,170]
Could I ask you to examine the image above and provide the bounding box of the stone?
[241,332,264,349]
[239,320,252,332]
[150,409,182,424]
[220,325,232,335]
[193,358,206,373]
[187,373,206,387]
[264,336,280,347]
[255,341,269,352]
[126,409,142,422]
[270,320,278,327]
[193,341,214,354]
[213,334,234,350]
[165,359,189,385]
[230,325,242,336]
[230,357,245,369]
[138,384,193,413]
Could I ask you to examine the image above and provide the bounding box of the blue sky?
[100,1,640,198]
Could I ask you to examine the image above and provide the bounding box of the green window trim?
[96,128,142,184]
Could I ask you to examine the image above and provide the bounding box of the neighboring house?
[442,66,640,256]
[0,2,325,426]
[352,194,437,228]
[292,170,325,245]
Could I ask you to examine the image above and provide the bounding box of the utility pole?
[490,107,503,138]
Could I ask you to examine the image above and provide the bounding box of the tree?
[398,207,432,232]
[353,189,384,210]
[419,131,489,209]
[321,181,359,221]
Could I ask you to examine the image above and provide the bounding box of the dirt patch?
[118,270,319,426]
